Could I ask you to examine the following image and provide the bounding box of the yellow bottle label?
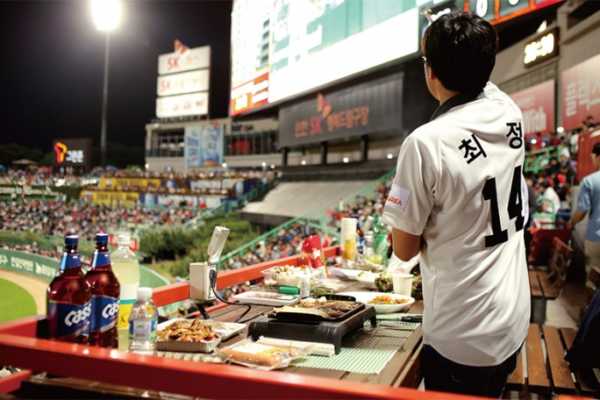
[343,239,356,261]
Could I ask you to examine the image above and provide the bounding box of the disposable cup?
[392,273,414,296]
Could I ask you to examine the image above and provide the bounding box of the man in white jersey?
[382,11,530,397]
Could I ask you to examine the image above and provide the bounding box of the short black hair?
[592,142,600,156]
[423,11,498,93]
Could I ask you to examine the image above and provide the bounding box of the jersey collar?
[430,90,482,121]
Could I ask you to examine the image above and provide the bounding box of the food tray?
[158,319,246,341]
[156,336,221,353]
[232,291,299,306]
[218,338,309,371]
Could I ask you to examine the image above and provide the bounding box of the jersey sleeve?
[577,178,592,213]
[382,134,437,236]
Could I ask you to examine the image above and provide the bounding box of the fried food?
[157,319,219,343]
[369,295,409,305]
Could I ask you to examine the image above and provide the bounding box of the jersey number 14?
[483,166,524,248]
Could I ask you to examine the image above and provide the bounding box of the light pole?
[90,0,122,166]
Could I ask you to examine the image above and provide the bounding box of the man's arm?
[569,210,586,229]
[391,228,421,261]
[569,179,591,230]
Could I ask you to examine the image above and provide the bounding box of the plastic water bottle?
[300,271,311,298]
[112,232,140,330]
[128,287,157,354]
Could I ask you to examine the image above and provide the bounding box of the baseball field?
[0,276,38,323]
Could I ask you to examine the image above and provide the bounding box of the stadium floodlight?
[91,0,122,166]
[91,0,122,32]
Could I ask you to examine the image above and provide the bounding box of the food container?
[218,338,310,370]
[158,319,246,342]
[156,335,222,353]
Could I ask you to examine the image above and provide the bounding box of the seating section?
[243,181,371,219]
[529,237,573,300]
[506,324,599,397]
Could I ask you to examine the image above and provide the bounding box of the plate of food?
[338,292,414,314]
[158,318,247,342]
[157,319,222,352]
[356,271,378,288]
[261,265,306,286]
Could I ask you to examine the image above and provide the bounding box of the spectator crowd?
[0,199,200,241]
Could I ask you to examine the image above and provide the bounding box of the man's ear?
[427,66,437,84]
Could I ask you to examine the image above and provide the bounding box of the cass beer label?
[90,295,119,333]
[48,301,91,338]
[92,251,110,268]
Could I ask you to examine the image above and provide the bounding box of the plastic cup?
[392,272,414,296]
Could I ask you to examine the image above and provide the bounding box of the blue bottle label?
[60,253,81,271]
[48,301,91,338]
[90,295,119,333]
[92,251,110,268]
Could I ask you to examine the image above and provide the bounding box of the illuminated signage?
[156,42,210,119]
[524,28,559,67]
[54,142,67,165]
[54,142,85,166]
[279,72,403,147]
[158,46,210,75]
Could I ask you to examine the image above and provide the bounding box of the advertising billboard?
[158,46,210,75]
[230,0,419,116]
[156,44,210,119]
[279,72,403,147]
[184,123,224,169]
[156,92,209,119]
[509,80,555,136]
[561,54,600,131]
[157,69,209,97]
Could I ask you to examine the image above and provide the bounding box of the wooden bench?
[529,238,573,323]
[505,323,600,397]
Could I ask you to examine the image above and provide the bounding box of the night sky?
[0,0,232,154]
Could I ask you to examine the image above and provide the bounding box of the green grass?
[0,278,37,323]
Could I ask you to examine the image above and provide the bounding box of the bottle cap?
[137,287,153,302]
[95,233,109,246]
[65,234,79,248]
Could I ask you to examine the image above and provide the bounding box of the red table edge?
[0,332,475,400]
[0,245,482,399]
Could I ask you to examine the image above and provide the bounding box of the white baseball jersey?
[382,82,530,367]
